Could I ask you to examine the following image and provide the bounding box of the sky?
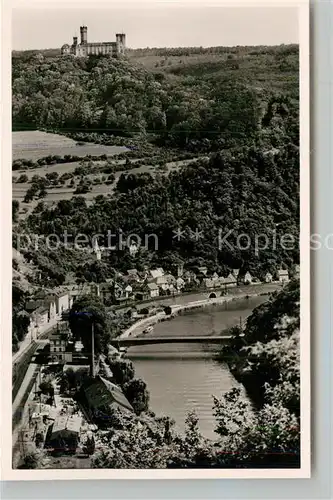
[12,4,299,51]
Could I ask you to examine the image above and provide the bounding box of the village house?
[64,340,91,366]
[68,282,98,304]
[129,242,139,256]
[55,291,70,316]
[49,329,70,363]
[76,375,133,427]
[264,272,273,283]
[27,290,57,323]
[124,284,133,299]
[183,270,197,285]
[232,269,240,280]
[99,282,114,304]
[159,274,177,294]
[135,290,150,302]
[224,273,237,288]
[112,281,134,304]
[277,269,290,283]
[197,266,208,276]
[34,305,49,328]
[48,414,82,452]
[203,277,215,289]
[126,269,141,282]
[243,272,253,285]
[147,282,159,298]
[149,268,166,286]
[294,264,300,278]
[176,277,186,292]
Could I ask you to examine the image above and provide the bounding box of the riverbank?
[117,283,281,341]
[127,293,271,439]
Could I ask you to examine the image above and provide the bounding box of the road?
[12,317,58,365]
[12,340,49,419]
[112,282,281,315]
[116,283,281,340]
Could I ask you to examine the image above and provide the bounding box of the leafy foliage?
[222,280,300,414]
[69,295,111,354]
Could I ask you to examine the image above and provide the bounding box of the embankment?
[117,284,280,340]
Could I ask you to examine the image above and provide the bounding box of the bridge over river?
[110,334,243,348]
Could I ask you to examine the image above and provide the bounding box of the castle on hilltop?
[61,26,126,57]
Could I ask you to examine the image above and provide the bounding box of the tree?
[17,174,28,183]
[91,411,178,469]
[107,358,135,386]
[83,435,96,456]
[39,186,47,198]
[167,411,216,468]
[24,185,38,203]
[164,305,172,315]
[12,200,20,222]
[39,380,54,396]
[18,449,48,469]
[45,171,59,183]
[212,387,300,468]
[69,295,111,355]
[123,378,150,414]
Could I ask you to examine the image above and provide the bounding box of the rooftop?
[51,415,82,436]
[83,375,133,413]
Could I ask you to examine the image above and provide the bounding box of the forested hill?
[12,45,298,149]
[12,45,299,286]
[18,143,299,286]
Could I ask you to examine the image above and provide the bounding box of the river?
[125,294,269,440]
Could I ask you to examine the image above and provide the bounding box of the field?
[13,131,128,161]
[128,46,299,94]
[12,131,201,218]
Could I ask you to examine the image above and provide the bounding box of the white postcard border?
[1,0,310,481]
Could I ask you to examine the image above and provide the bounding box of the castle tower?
[80,26,88,44]
[116,33,126,54]
[73,36,78,46]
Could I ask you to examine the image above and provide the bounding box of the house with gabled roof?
[264,272,273,283]
[126,269,140,281]
[294,264,300,278]
[147,282,159,298]
[243,272,253,285]
[150,268,164,279]
[232,269,240,279]
[49,415,82,451]
[203,278,215,289]
[183,270,197,285]
[76,375,133,428]
[277,269,289,283]
[176,277,185,292]
[149,268,167,286]
[224,273,237,287]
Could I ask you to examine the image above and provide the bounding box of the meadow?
[13,131,128,161]
[12,131,200,218]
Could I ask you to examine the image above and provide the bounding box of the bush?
[17,174,28,183]
[74,185,90,194]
